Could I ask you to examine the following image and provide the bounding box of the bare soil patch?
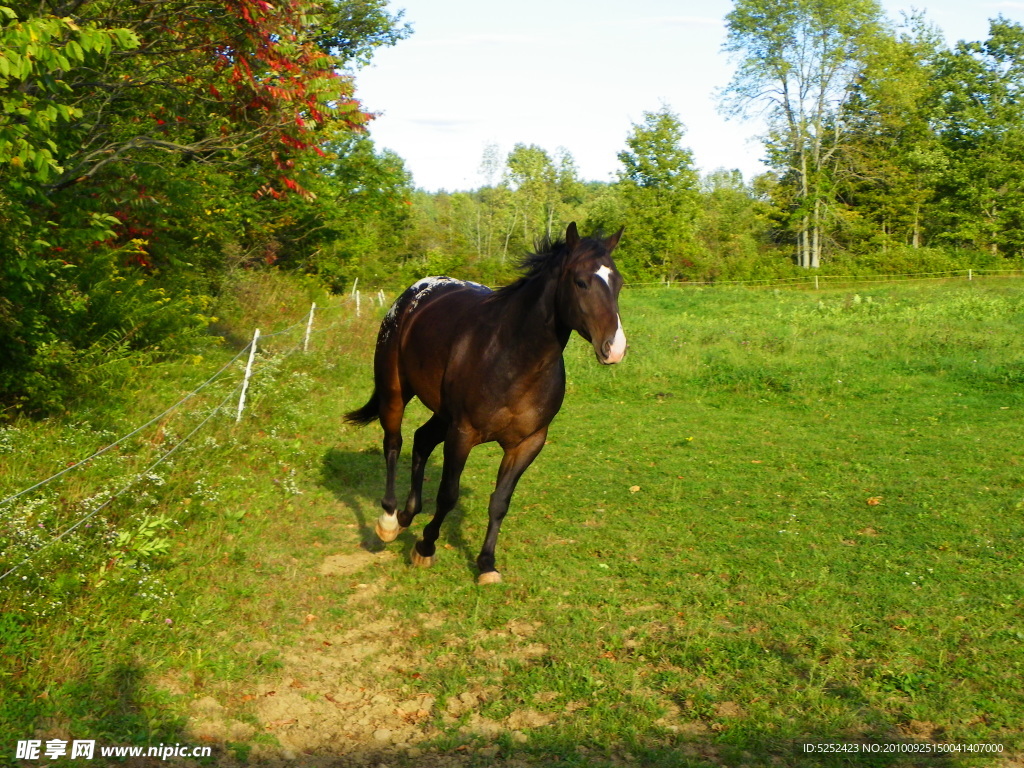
[176,543,559,767]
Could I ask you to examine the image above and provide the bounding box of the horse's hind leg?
[412,427,475,567]
[374,389,409,543]
[399,414,447,531]
[476,429,547,585]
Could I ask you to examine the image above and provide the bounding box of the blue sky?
[354,0,1024,192]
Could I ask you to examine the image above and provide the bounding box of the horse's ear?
[606,227,624,251]
[566,222,580,250]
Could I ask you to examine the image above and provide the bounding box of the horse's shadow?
[320,447,479,575]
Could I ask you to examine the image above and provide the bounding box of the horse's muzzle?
[597,315,627,364]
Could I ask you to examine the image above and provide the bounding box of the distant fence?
[624,268,1024,290]
[0,290,389,583]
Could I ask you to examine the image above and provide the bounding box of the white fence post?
[969,269,973,281]
[303,302,316,352]
[356,290,361,318]
[236,328,260,424]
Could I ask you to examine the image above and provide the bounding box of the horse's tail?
[345,390,380,426]
[347,287,410,427]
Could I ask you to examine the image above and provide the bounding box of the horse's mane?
[488,235,570,302]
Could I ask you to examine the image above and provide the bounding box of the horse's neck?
[498,274,569,366]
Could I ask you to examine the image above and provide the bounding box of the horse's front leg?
[477,429,548,585]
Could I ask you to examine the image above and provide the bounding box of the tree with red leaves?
[0,0,409,412]
[36,0,405,196]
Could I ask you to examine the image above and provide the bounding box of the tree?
[610,105,700,278]
[270,131,414,289]
[504,143,558,242]
[2,0,370,200]
[554,148,586,215]
[0,9,137,187]
[314,0,411,69]
[618,106,698,191]
[0,0,410,412]
[722,0,885,267]
[697,169,773,266]
[839,13,947,250]
[473,144,514,262]
[930,18,1024,256]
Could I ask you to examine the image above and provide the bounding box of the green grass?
[1,276,1022,767]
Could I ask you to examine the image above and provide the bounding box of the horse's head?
[558,222,627,365]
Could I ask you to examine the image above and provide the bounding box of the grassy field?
[1,275,1022,767]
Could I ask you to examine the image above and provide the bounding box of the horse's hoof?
[411,546,434,568]
[375,515,405,543]
[477,571,502,585]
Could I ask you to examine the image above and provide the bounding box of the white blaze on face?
[607,313,627,363]
[592,266,625,363]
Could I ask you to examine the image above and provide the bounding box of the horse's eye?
[575,279,588,290]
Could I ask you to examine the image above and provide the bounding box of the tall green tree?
[722,0,885,267]
[697,169,773,267]
[474,144,509,260]
[839,13,946,250]
[610,105,700,278]
[931,18,1024,256]
[554,148,586,216]
[504,143,558,242]
[269,131,413,289]
[500,144,586,254]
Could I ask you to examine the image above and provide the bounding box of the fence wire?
[0,380,245,582]
[3,269,1011,583]
[0,342,254,510]
[0,298,356,582]
[624,268,1022,289]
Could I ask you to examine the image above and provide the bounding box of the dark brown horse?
[345,222,626,584]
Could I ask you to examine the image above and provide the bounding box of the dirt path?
[176,543,568,768]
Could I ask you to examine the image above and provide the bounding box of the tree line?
[2,0,1022,414]
[392,2,1024,287]
[723,0,1024,269]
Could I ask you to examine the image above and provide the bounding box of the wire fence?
[0,293,370,584]
[624,267,1024,290]
[1,267,1017,584]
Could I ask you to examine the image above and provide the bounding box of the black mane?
[489,235,577,301]
[520,235,571,276]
